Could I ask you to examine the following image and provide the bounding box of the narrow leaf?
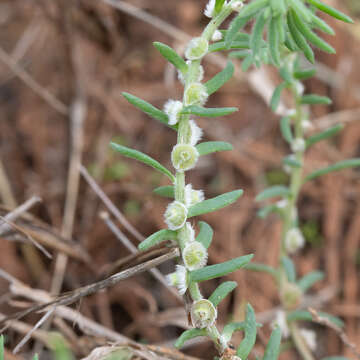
[257,204,279,219]
[189,254,253,282]
[0,335,4,360]
[215,0,226,13]
[294,68,317,80]
[229,50,251,59]
[255,186,290,202]
[209,40,250,53]
[287,310,344,328]
[270,0,286,16]
[263,326,282,360]
[237,304,257,359]
[305,158,360,182]
[310,13,335,35]
[181,105,238,117]
[306,0,353,23]
[188,190,243,218]
[223,322,246,342]
[287,11,315,63]
[225,15,251,48]
[297,271,324,292]
[204,61,234,95]
[280,116,293,144]
[306,124,344,148]
[237,0,269,20]
[209,281,237,307]
[281,256,296,282]
[122,92,175,129]
[175,329,207,349]
[138,229,177,251]
[196,141,233,156]
[291,10,335,54]
[111,142,175,181]
[153,42,187,73]
[245,263,277,277]
[250,11,268,59]
[32,355,39,360]
[288,0,312,22]
[301,94,332,105]
[153,185,174,198]
[196,221,214,249]
[270,83,287,112]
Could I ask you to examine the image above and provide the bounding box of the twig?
[309,307,360,359]
[0,195,42,235]
[0,248,179,326]
[314,108,360,131]
[99,211,182,301]
[80,165,145,242]
[0,159,17,208]
[0,45,68,115]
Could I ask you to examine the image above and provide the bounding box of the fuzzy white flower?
[291,138,306,153]
[166,265,188,295]
[189,120,203,146]
[185,37,209,60]
[184,82,208,106]
[272,310,290,338]
[285,227,305,254]
[301,119,314,133]
[211,30,223,42]
[276,199,288,209]
[183,241,208,270]
[284,108,296,117]
[300,328,317,351]
[191,299,217,328]
[296,81,305,95]
[178,64,204,85]
[231,0,244,12]
[164,201,188,230]
[185,183,205,207]
[204,0,216,18]
[171,144,199,171]
[164,99,183,125]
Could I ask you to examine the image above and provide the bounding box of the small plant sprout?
[112,0,283,357]
[243,0,356,359]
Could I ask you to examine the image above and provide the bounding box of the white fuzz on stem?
[204,0,216,18]
[189,120,203,146]
[164,100,183,125]
[285,227,305,254]
[211,30,223,42]
[299,328,317,351]
[166,265,188,295]
[183,241,208,270]
[185,183,205,207]
[272,310,290,338]
[301,119,314,132]
[291,138,306,153]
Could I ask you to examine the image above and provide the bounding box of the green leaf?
[245,263,277,277]
[209,40,250,53]
[268,16,281,67]
[237,304,257,359]
[204,61,234,95]
[306,124,344,148]
[305,0,353,23]
[209,281,237,307]
[225,14,251,48]
[153,42,187,73]
[229,50,251,59]
[305,158,360,182]
[0,335,4,360]
[110,142,175,181]
[250,11,268,59]
[310,13,335,35]
[196,221,214,249]
[287,11,315,63]
[283,155,302,168]
[175,329,207,349]
[223,321,246,342]
[281,256,296,282]
[291,10,335,54]
[196,141,233,156]
[288,0,312,22]
[122,92,175,129]
[297,271,324,292]
[188,190,243,218]
[32,355,39,360]
[270,83,288,112]
[257,204,279,219]
[242,53,254,72]
[215,0,226,13]
[294,68,317,80]
[263,326,282,360]
[189,254,253,282]
[181,105,238,117]
[270,0,286,16]
[237,0,269,20]
[280,116,293,144]
[287,310,344,328]
[138,229,177,251]
[255,186,290,202]
[153,185,174,198]
[301,94,332,105]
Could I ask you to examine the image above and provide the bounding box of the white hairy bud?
[183,241,208,270]
[164,201,188,230]
[189,120,203,146]
[184,82,208,106]
[191,299,217,328]
[272,310,290,338]
[185,183,205,207]
[166,265,188,295]
[185,37,209,60]
[211,30,223,42]
[285,227,305,254]
[171,144,199,171]
[291,138,306,153]
[231,1,244,12]
[164,99,183,125]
